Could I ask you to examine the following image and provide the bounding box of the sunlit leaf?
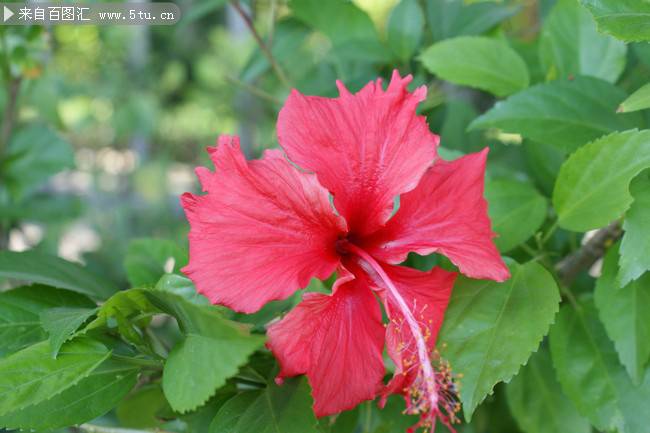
[540,0,626,82]
[420,36,529,97]
[553,130,650,231]
[581,0,650,42]
[618,174,650,285]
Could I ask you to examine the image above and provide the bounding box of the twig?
[555,221,622,287]
[0,76,21,157]
[225,74,282,104]
[230,0,291,88]
[76,424,174,433]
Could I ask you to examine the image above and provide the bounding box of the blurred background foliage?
[1,0,650,432]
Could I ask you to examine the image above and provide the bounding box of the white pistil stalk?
[345,245,440,426]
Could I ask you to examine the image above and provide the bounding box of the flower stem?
[229,0,291,88]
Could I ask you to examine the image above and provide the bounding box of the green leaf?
[425,0,518,42]
[581,0,650,42]
[438,260,560,419]
[386,0,424,61]
[619,82,650,113]
[210,378,319,433]
[0,250,118,299]
[0,285,94,355]
[178,0,227,26]
[548,299,650,432]
[163,332,264,412]
[40,307,97,357]
[522,140,566,196]
[470,76,642,152]
[540,0,626,82]
[289,0,386,62]
[550,300,620,430]
[2,124,74,198]
[485,179,547,251]
[0,358,138,430]
[619,175,650,285]
[439,100,482,153]
[92,286,263,413]
[124,238,188,287]
[420,36,529,97]
[506,347,591,433]
[552,130,650,231]
[116,385,169,428]
[155,273,210,305]
[595,243,650,384]
[0,338,110,416]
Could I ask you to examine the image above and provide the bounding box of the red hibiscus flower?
[181,71,509,432]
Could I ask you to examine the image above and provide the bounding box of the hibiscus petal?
[365,149,510,281]
[181,135,346,313]
[266,274,385,416]
[277,70,439,236]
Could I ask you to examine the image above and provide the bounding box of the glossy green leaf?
[420,36,529,97]
[470,77,642,152]
[506,347,591,433]
[163,332,263,412]
[549,300,650,432]
[553,130,650,231]
[210,378,319,433]
[0,285,94,355]
[619,175,650,285]
[0,250,117,299]
[438,260,560,419]
[2,124,73,198]
[40,307,97,357]
[581,0,650,42]
[485,179,547,251]
[124,238,188,287]
[387,0,424,61]
[540,0,626,82]
[619,82,650,113]
[425,0,518,42]
[0,358,138,430]
[595,244,650,384]
[155,273,210,305]
[0,338,110,416]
